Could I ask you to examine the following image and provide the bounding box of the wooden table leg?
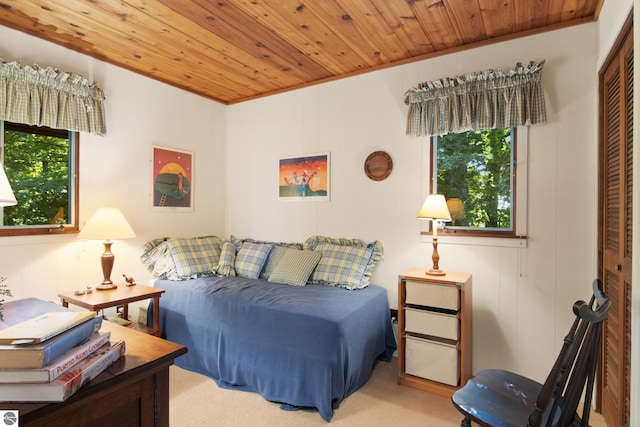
[61,299,68,308]
[155,368,170,426]
[123,303,129,321]
[153,296,160,337]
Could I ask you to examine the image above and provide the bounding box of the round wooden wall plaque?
[364,151,393,181]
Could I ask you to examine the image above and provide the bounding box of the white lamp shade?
[0,165,17,207]
[417,194,452,221]
[77,207,136,240]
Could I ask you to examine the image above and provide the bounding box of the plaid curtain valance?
[0,59,106,136]
[404,60,546,137]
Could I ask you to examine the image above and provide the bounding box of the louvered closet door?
[600,22,632,427]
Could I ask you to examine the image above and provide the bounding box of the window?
[431,128,523,238]
[0,121,79,236]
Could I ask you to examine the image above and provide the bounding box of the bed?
[142,235,396,421]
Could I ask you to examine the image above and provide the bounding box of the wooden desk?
[59,284,164,336]
[0,322,187,427]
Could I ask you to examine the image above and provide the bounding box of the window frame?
[424,127,528,240]
[0,121,79,237]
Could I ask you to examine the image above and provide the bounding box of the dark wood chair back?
[452,279,610,427]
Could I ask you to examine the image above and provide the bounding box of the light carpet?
[168,358,607,426]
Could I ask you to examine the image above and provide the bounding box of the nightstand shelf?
[58,284,164,337]
[397,268,472,397]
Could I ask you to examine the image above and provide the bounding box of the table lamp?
[417,194,451,276]
[78,207,136,290]
[0,164,17,206]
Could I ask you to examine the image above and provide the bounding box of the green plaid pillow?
[268,249,321,286]
[304,236,383,290]
[165,236,223,280]
[216,241,236,277]
[234,242,273,279]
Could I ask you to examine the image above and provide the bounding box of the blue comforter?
[151,276,396,421]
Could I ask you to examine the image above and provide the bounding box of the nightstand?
[58,284,165,337]
[397,268,472,397]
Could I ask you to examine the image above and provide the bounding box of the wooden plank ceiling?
[0,0,604,104]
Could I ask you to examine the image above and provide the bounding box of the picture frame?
[152,145,193,211]
[278,152,330,201]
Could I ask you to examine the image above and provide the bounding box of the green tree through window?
[433,128,514,233]
[0,122,78,235]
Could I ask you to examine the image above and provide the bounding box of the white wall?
[0,26,227,306]
[227,24,599,382]
[598,0,634,68]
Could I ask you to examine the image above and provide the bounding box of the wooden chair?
[451,279,610,427]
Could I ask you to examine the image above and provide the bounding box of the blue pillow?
[229,236,304,279]
[234,242,273,279]
[260,245,289,279]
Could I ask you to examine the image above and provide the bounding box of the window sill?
[421,233,528,248]
[0,231,79,246]
[0,226,78,237]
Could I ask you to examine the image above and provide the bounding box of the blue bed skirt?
[149,276,396,421]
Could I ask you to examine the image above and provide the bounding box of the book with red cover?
[0,331,111,383]
[0,340,126,402]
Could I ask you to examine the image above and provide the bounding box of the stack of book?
[0,298,126,402]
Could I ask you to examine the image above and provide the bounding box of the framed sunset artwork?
[278,152,330,201]
[152,145,193,211]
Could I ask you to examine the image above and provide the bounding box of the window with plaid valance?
[404,60,546,137]
[0,59,106,135]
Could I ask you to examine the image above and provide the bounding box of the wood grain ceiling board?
[0,0,605,104]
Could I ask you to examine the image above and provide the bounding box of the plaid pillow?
[165,236,223,280]
[216,241,236,277]
[304,236,383,290]
[268,249,321,286]
[260,245,289,279]
[140,237,172,279]
[229,236,304,279]
[235,242,273,279]
[140,237,168,269]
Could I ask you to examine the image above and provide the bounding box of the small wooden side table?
[59,284,165,337]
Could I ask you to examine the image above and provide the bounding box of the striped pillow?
[234,242,273,279]
[268,249,321,286]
